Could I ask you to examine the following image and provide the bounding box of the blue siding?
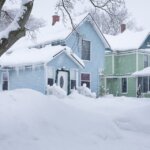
[66,21,105,95]
[48,52,80,69]
[9,66,45,93]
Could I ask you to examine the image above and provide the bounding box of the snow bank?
[77,83,96,98]
[47,84,67,98]
[0,89,150,150]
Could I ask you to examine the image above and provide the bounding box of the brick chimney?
[121,24,126,33]
[52,15,60,26]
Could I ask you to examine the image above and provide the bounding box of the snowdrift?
[0,89,150,150]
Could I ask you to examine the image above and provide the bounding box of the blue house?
[0,14,110,96]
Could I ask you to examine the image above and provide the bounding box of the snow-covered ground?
[0,89,150,150]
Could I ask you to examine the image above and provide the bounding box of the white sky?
[31,0,150,30]
[125,0,150,30]
[4,0,150,30]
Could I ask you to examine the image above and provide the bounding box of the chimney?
[121,24,126,33]
[52,15,60,26]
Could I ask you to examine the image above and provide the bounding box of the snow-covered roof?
[6,13,110,50]
[7,13,89,49]
[104,30,150,51]
[0,45,84,68]
[132,67,150,77]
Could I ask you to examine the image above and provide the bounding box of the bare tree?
[0,0,34,56]
[55,0,125,31]
[90,6,132,35]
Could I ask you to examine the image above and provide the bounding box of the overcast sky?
[125,0,150,30]
[32,0,150,30]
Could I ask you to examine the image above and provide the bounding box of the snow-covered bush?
[77,83,96,98]
[100,85,109,96]
[47,84,67,98]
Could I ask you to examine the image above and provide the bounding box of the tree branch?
[0,0,6,16]
[0,0,34,56]
[60,0,76,30]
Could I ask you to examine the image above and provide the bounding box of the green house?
[102,30,150,97]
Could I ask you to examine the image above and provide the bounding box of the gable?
[65,20,107,64]
[47,52,82,69]
[140,33,150,49]
[65,14,110,49]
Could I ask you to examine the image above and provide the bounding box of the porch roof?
[0,45,84,68]
[132,67,150,77]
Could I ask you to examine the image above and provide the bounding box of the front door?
[57,70,69,94]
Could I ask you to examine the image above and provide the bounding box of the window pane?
[82,40,90,60]
[122,78,127,93]
[3,81,8,90]
[81,81,90,88]
[81,73,90,88]
[81,73,90,81]
[71,80,76,89]
[143,77,148,93]
[47,78,53,86]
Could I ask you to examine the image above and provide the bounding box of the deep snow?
[0,89,150,150]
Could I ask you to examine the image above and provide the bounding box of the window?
[70,69,76,89]
[121,78,127,93]
[143,77,148,92]
[2,72,9,90]
[71,80,76,89]
[81,40,91,60]
[144,55,148,68]
[138,77,149,93]
[25,65,32,71]
[47,67,54,86]
[47,78,53,86]
[81,73,90,88]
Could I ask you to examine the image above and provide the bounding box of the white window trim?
[1,71,9,91]
[121,77,128,94]
[81,39,91,61]
[80,72,91,88]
